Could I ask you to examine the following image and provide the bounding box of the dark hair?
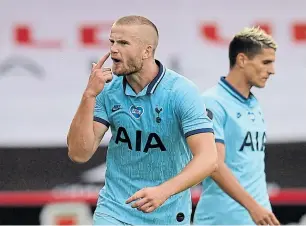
[229,37,263,68]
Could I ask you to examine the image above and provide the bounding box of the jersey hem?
[215,138,225,144]
[185,128,214,138]
[94,116,110,127]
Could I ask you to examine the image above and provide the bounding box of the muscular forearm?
[211,161,258,210]
[160,151,218,197]
[67,94,96,162]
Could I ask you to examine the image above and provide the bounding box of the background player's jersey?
[93,61,213,225]
[194,77,271,225]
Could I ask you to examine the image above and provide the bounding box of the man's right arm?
[67,52,112,163]
[67,94,108,163]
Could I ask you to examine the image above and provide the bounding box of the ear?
[143,45,153,60]
[236,53,248,68]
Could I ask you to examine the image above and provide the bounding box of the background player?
[193,27,280,225]
[67,15,218,225]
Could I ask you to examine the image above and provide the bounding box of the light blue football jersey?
[193,77,271,225]
[93,61,213,225]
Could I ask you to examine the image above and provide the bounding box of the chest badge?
[130,105,144,119]
[248,111,256,122]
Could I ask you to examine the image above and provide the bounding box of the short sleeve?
[93,91,110,127]
[175,82,214,138]
[202,95,226,144]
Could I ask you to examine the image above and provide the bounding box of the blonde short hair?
[234,26,277,50]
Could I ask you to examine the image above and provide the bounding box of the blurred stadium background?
[1,0,306,225]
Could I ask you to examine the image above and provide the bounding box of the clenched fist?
[84,52,113,98]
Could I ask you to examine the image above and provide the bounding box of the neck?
[226,69,252,98]
[126,59,159,94]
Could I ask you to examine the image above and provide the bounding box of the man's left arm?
[160,132,218,195]
[126,82,218,212]
[159,83,218,196]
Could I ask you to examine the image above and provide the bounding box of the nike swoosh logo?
[112,105,121,112]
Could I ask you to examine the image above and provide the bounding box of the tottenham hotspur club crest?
[155,106,163,123]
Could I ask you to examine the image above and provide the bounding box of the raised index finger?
[95,52,110,69]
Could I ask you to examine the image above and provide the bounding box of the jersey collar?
[219,76,256,104]
[122,60,166,97]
